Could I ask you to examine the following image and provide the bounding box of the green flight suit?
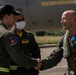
[41,31,76,75]
[0,22,38,75]
[10,29,41,75]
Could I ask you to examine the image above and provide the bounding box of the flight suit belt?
[0,67,10,72]
[10,65,29,70]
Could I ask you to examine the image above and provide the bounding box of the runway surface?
[39,47,67,75]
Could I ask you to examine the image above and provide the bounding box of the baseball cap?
[0,5,19,15]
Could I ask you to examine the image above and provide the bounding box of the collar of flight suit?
[0,21,8,29]
[63,30,70,58]
[0,21,9,38]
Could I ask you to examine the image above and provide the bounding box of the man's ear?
[4,15,9,21]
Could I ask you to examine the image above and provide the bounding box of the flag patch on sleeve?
[9,37,17,45]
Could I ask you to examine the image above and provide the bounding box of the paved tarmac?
[39,47,67,75]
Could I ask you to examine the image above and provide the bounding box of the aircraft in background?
[0,0,76,31]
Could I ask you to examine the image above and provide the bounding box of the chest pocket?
[21,39,29,44]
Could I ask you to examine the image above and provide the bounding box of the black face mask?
[71,36,76,48]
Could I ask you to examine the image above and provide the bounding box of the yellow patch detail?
[22,39,29,44]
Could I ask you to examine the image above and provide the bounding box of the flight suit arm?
[30,34,41,58]
[41,38,63,70]
[1,33,38,68]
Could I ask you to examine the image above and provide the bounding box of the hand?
[34,59,42,70]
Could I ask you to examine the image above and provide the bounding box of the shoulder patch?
[9,36,17,45]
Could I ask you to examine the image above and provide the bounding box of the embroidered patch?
[9,37,17,45]
[21,39,29,44]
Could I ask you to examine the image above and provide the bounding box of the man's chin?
[63,27,66,29]
[63,27,65,29]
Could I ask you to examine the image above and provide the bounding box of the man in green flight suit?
[10,10,41,75]
[40,10,76,75]
[0,5,41,75]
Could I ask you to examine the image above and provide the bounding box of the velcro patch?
[9,37,17,45]
[21,39,29,44]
